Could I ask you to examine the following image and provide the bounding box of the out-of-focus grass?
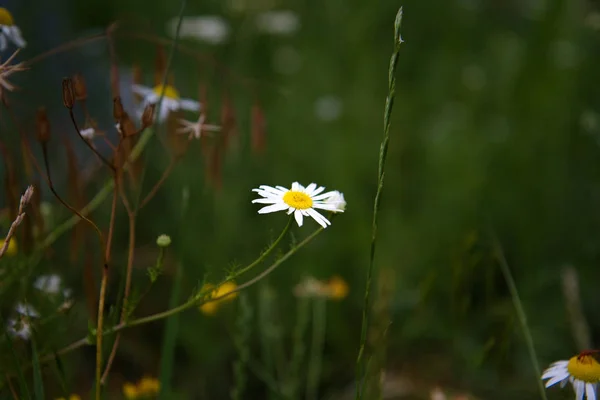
[3,0,600,398]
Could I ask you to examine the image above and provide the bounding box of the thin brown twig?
[0,186,33,259]
[5,374,18,400]
[95,166,120,396]
[68,109,115,171]
[138,157,178,210]
[40,144,108,264]
[101,209,136,383]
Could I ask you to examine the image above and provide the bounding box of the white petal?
[545,373,568,388]
[575,380,585,400]
[587,383,596,400]
[291,182,303,191]
[157,104,170,122]
[294,209,303,226]
[312,190,339,200]
[253,189,282,199]
[179,98,202,112]
[10,26,25,48]
[275,185,289,192]
[132,84,154,98]
[252,198,279,204]
[305,183,317,195]
[312,202,343,212]
[306,208,331,228]
[258,203,289,214]
[257,185,287,195]
[311,186,326,196]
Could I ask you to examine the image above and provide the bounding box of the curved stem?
[41,144,108,265]
[30,225,323,371]
[231,217,293,279]
[68,109,115,171]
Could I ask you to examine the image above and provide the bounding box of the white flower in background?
[178,113,221,140]
[323,190,346,212]
[34,274,62,294]
[132,84,201,123]
[0,8,26,52]
[15,302,39,318]
[80,127,96,140]
[59,288,74,312]
[252,182,345,228]
[255,10,300,35]
[293,276,328,298]
[167,16,229,44]
[542,353,600,400]
[7,318,31,340]
[314,95,343,122]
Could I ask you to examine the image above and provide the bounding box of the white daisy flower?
[34,274,62,294]
[7,318,31,340]
[0,8,26,52]
[542,353,600,400]
[177,113,221,140]
[323,190,346,212]
[132,83,201,123]
[15,302,39,318]
[251,182,344,228]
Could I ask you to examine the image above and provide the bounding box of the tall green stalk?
[492,234,548,400]
[354,7,403,400]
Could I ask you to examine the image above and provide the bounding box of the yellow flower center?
[152,84,180,99]
[0,8,15,26]
[283,191,313,209]
[567,355,600,383]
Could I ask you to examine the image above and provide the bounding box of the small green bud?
[156,234,171,247]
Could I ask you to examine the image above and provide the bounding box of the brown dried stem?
[0,185,33,259]
[67,107,115,171]
[138,157,178,210]
[40,144,107,265]
[101,209,136,384]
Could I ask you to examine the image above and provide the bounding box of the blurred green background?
[2,0,599,398]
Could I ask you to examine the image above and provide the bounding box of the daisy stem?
[230,217,293,280]
[492,233,548,400]
[355,8,403,400]
[30,225,324,373]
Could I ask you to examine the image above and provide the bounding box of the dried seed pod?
[72,73,88,102]
[118,113,137,137]
[141,103,155,128]
[35,107,51,143]
[113,97,124,122]
[62,78,75,109]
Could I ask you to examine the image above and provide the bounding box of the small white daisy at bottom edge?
[542,353,600,400]
[252,182,345,228]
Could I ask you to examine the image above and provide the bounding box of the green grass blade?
[30,337,45,400]
[158,260,183,399]
[4,328,31,400]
